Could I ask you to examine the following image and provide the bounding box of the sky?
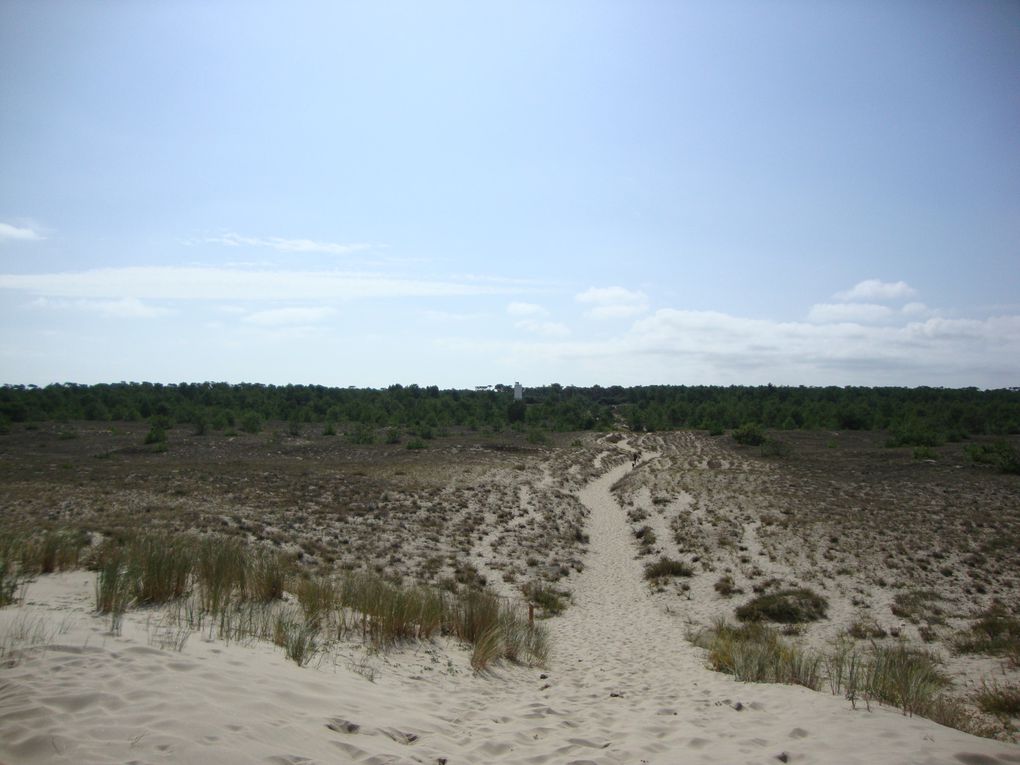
[1,0,1018,389]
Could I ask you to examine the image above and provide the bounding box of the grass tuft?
[973,679,1020,718]
[643,557,693,580]
[735,588,828,623]
[953,604,1020,666]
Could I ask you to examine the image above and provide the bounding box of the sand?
[2,437,1019,764]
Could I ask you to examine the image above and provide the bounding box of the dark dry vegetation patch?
[0,421,599,601]
[643,556,694,580]
[735,588,829,624]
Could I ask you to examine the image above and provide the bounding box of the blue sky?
[1,0,1018,388]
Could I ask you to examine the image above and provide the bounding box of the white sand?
[2,442,1019,764]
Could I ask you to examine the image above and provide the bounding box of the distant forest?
[2,382,1019,441]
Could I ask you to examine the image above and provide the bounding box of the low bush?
[886,426,944,448]
[732,423,766,446]
[965,441,1020,475]
[760,438,791,458]
[144,425,167,445]
[735,588,828,623]
[644,557,694,580]
[240,412,262,434]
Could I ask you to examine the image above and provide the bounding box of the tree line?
[1,382,1018,440]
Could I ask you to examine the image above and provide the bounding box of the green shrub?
[732,423,766,446]
[965,441,1020,475]
[736,588,828,623]
[760,438,791,458]
[886,426,943,448]
[406,437,426,450]
[346,424,375,445]
[240,411,262,434]
[526,428,548,444]
[144,425,167,445]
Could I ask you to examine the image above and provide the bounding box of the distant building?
[514,381,523,401]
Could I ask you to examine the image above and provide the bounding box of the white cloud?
[422,310,487,322]
[447,308,1020,387]
[0,222,43,242]
[807,302,894,323]
[0,266,517,301]
[206,233,371,256]
[507,301,548,317]
[31,297,171,318]
[835,279,917,302]
[575,286,649,319]
[901,302,929,316]
[242,307,336,326]
[515,319,571,337]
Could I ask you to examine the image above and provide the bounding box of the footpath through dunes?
[512,436,1017,765]
[2,436,1020,765]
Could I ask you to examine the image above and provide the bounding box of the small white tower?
[513,381,523,401]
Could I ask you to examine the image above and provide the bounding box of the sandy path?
[2,442,1019,764]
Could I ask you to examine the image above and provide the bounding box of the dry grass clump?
[83,529,550,670]
[92,532,292,612]
[522,580,569,616]
[1,530,90,607]
[974,679,1020,718]
[691,622,989,734]
[954,604,1020,666]
[643,557,694,580]
[891,589,946,625]
[690,619,822,689]
[735,588,828,624]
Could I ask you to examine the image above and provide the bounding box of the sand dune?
[2,439,1019,764]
